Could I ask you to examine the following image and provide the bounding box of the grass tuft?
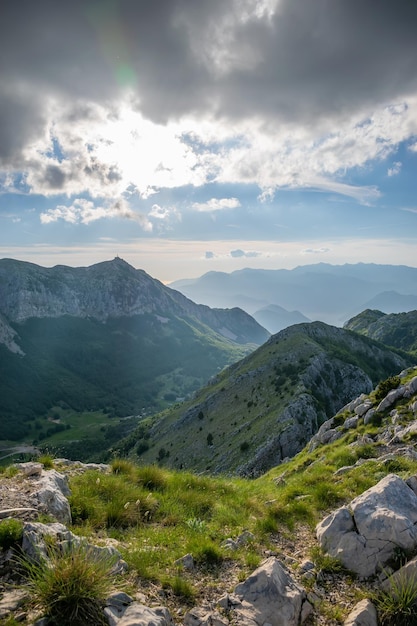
[375,571,417,626]
[20,542,115,626]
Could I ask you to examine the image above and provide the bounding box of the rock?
[184,607,228,626]
[380,555,417,593]
[18,462,43,477]
[174,553,195,570]
[112,603,175,625]
[21,521,127,574]
[363,409,375,425]
[299,560,315,574]
[37,470,72,524]
[0,589,29,619]
[105,592,135,626]
[185,558,310,626]
[317,474,417,578]
[343,599,377,626]
[376,387,406,412]
[344,416,359,430]
[221,538,238,550]
[236,530,255,546]
[405,376,417,397]
[354,401,373,417]
[232,557,309,626]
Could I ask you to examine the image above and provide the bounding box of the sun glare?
[93,109,204,197]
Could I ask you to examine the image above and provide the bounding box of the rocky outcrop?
[316,473,417,578]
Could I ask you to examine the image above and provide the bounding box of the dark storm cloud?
[2,0,417,166]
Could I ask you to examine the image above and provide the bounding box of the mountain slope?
[170,262,417,326]
[0,258,269,444]
[115,321,414,476]
[344,309,417,353]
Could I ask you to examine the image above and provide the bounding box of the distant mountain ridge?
[170,262,417,328]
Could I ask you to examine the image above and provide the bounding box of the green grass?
[0,519,23,550]
[20,542,115,625]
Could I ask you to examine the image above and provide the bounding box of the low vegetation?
[20,543,115,626]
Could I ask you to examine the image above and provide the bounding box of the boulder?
[317,474,417,578]
[354,401,373,417]
[375,387,406,413]
[343,599,377,626]
[184,558,311,626]
[228,557,310,626]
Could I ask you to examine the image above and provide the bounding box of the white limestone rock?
[317,474,417,578]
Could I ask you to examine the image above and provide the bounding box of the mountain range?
[0,257,268,444]
[1,257,417,474]
[170,262,417,330]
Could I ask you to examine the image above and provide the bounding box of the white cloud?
[40,197,152,229]
[387,161,402,176]
[192,197,241,212]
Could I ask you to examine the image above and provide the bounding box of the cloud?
[40,197,152,229]
[301,247,331,255]
[230,249,261,258]
[387,161,402,176]
[2,0,417,228]
[3,1,417,171]
[192,198,241,212]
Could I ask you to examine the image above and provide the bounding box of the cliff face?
[0,258,269,346]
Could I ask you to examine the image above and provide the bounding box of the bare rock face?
[316,474,417,578]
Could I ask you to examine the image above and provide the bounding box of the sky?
[1,0,417,283]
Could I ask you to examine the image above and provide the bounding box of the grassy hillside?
[114,321,413,475]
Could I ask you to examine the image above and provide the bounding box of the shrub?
[0,519,23,550]
[21,542,115,625]
[375,375,401,402]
